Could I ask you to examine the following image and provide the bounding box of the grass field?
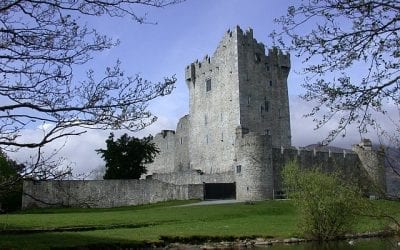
[1,200,399,249]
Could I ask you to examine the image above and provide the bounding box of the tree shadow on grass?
[0,231,162,250]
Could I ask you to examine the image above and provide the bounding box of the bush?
[282,161,368,240]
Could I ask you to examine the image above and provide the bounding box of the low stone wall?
[22,179,203,209]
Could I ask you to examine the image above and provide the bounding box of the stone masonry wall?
[237,29,291,148]
[146,130,176,175]
[272,147,371,194]
[152,170,234,185]
[185,27,241,174]
[22,179,203,209]
[235,127,274,201]
[182,26,292,175]
[352,141,387,194]
[174,115,190,171]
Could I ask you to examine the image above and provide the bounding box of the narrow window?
[254,53,261,63]
[269,80,273,86]
[206,135,209,144]
[180,137,183,144]
[221,132,224,142]
[247,95,251,105]
[267,66,270,71]
[220,113,223,122]
[265,100,269,112]
[204,115,208,125]
[206,79,211,92]
[236,165,242,173]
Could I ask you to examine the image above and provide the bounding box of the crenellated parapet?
[185,26,241,86]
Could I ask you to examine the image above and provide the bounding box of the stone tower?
[185,26,291,174]
[235,127,274,200]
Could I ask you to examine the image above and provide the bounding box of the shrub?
[282,161,368,240]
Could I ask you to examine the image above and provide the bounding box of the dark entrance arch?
[203,183,236,200]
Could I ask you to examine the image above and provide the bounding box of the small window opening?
[236,165,242,173]
[180,137,183,144]
[206,135,209,144]
[206,79,211,92]
[265,100,269,112]
[255,53,261,63]
[269,80,273,86]
[247,96,251,105]
[266,65,270,71]
[204,115,208,125]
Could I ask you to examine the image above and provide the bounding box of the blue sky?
[11,0,391,176]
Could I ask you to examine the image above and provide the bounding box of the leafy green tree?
[282,161,369,240]
[0,151,24,212]
[96,133,159,179]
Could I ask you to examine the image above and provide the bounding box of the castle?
[22,26,393,209]
[144,26,386,201]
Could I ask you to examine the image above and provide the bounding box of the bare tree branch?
[0,0,181,189]
[272,0,399,143]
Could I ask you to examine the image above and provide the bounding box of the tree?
[272,0,399,143]
[96,133,159,179]
[0,1,179,184]
[0,151,25,211]
[282,161,369,240]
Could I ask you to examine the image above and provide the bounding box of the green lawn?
[0,200,399,249]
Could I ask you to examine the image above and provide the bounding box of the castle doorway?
[203,183,236,200]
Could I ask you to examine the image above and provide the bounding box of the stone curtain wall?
[272,147,371,194]
[22,179,203,209]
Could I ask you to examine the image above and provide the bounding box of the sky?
[9,0,394,177]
